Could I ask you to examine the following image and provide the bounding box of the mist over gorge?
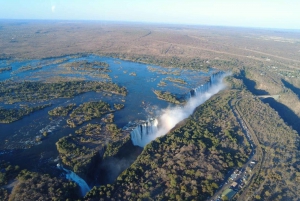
[1,18,300,201]
[131,72,229,147]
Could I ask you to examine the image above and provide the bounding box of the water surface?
[0,55,215,170]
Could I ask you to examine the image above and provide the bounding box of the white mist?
[131,72,229,147]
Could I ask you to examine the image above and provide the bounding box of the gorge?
[130,72,228,147]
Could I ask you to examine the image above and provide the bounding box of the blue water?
[0,55,215,170]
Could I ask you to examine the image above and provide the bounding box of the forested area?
[56,122,131,183]
[48,103,76,116]
[1,21,300,201]
[0,67,12,73]
[0,81,127,104]
[237,96,300,201]
[85,90,250,200]
[66,101,113,127]
[0,104,51,123]
[153,90,184,104]
[8,170,80,201]
[63,61,110,71]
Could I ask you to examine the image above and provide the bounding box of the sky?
[0,0,299,30]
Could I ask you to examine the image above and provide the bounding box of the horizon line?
[0,18,299,32]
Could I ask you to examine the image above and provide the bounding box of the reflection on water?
[0,55,215,170]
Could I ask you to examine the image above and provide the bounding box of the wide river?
[0,55,215,171]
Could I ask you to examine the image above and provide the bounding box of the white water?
[131,72,229,147]
[61,167,91,196]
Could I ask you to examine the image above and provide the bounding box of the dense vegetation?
[0,67,12,73]
[0,104,51,123]
[106,53,211,71]
[12,65,42,74]
[61,60,112,79]
[0,80,127,104]
[85,90,250,200]
[0,161,20,186]
[164,77,187,84]
[236,96,300,201]
[48,103,76,116]
[67,101,113,127]
[8,170,80,201]
[113,103,124,110]
[147,66,181,76]
[56,123,126,182]
[2,22,300,201]
[63,60,110,71]
[153,90,184,104]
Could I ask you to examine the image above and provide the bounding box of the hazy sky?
[0,0,299,29]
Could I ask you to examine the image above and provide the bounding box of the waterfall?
[188,71,224,98]
[130,118,158,147]
[57,164,91,196]
[130,71,228,147]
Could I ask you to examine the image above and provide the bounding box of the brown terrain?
[2,20,300,115]
[1,20,299,66]
[1,20,300,200]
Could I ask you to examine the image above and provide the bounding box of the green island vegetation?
[164,77,187,84]
[102,113,114,123]
[0,67,12,73]
[51,58,69,65]
[85,90,250,200]
[0,104,51,123]
[153,90,184,104]
[8,170,80,201]
[102,134,132,159]
[56,134,102,180]
[67,101,113,127]
[2,23,300,201]
[63,60,110,72]
[0,80,127,104]
[157,81,167,87]
[61,60,112,79]
[56,123,126,181]
[1,57,300,200]
[11,65,42,74]
[48,103,76,116]
[11,59,69,75]
[113,103,124,110]
[106,53,211,71]
[147,66,181,75]
[92,73,111,79]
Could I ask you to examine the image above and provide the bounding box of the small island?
[48,103,76,116]
[153,90,185,104]
[0,104,52,123]
[0,66,12,73]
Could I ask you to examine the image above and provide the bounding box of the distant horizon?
[1,18,300,32]
[0,0,299,30]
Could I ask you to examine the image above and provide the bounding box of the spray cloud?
[131,72,230,147]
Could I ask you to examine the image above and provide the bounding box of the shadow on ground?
[234,70,269,95]
[263,98,300,134]
[282,79,300,99]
